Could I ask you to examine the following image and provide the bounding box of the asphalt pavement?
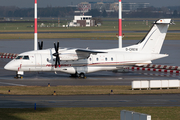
[0,94,180,108]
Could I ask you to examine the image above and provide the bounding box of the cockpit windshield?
[23,56,29,60]
[15,56,23,59]
[15,55,29,60]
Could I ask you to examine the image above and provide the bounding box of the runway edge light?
[54,91,56,95]
[48,83,50,87]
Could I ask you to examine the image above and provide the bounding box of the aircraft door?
[35,54,42,69]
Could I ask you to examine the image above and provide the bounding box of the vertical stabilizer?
[136,19,171,53]
[125,19,171,54]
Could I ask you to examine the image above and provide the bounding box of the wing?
[0,52,18,59]
[75,49,107,59]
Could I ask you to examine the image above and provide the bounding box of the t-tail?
[124,19,172,54]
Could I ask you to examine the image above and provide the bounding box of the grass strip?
[0,33,179,40]
[0,107,180,120]
[0,20,179,32]
[1,85,180,95]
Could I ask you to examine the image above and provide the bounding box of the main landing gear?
[79,73,86,79]
[70,72,86,79]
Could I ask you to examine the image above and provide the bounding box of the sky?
[0,0,179,8]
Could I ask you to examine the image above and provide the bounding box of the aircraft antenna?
[34,0,38,50]
[119,0,122,48]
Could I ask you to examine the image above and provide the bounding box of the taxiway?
[0,94,180,108]
[0,39,180,108]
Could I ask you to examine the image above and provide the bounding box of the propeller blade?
[55,57,58,68]
[53,42,61,68]
[38,41,43,50]
[54,42,57,52]
[57,56,60,67]
[57,41,59,52]
[40,41,43,49]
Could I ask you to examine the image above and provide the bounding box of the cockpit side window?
[15,55,29,60]
[23,56,29,60]
[15,56,23,59]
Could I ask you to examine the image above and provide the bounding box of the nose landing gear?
[14,74,23,79]
[14,71,24,79]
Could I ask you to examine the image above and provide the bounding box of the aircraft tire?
[79,73,86,79]
[15,74,23,79]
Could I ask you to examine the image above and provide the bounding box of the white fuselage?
[4,47,167,75]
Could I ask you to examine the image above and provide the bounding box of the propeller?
[53,42,60,68]
[38,41,43,50]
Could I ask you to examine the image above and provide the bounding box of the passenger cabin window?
[105,58,107,61]
[96,58,99,61]
[47,58,50,62]
[111,57,113,61]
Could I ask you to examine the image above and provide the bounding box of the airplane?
[3,19,172,79]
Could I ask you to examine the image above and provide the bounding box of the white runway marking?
[0,82,26,86]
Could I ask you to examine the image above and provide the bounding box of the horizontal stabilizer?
[155,19,171,24]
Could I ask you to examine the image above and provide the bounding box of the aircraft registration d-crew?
[3,19,172,78]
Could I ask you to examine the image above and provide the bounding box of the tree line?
[0,6,179,18]
[87,6,180,18]
[0,6,76,17]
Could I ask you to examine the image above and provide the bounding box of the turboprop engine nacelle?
[59,54,79,61]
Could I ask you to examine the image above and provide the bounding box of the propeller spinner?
[53,42,61,68]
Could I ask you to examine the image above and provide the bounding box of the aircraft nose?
[4,61,16,71]
[4,63,11,70]
[4,60,19,71]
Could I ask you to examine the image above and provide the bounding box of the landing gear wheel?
[14,74,23,79]
[79,73,86,79]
